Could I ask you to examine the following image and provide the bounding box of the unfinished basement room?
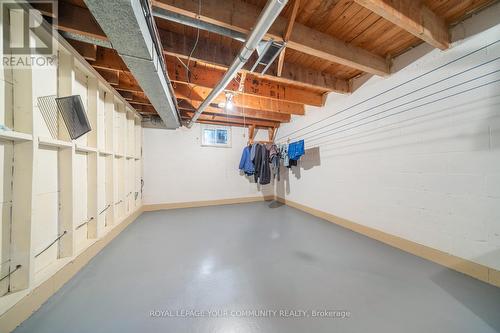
[1,0,500,332]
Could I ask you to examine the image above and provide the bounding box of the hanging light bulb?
[225,92,234,110]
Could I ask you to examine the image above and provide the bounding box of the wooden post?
[87,77,98,239]
[268,127,276,142]
[248,125,255,144]
[105,92,115,227]
[57,50,75,259]
[8,43,36,291]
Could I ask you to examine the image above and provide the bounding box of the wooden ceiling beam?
[118,90,134,101]
[277,0,300,77]
[114,81,143,93]
[89,46,129,72]
[115,90,152,105]
[117,90,154,113]
[354,0,449,50]
[54,1,107,41]
[29,2,57,18]
[179,107,288,123]
[153,0,390,76]
[177,100,291,123]
[173,84,305,115]
[94,67,119,85]
[166,55,324,106]
[86,46,304,115]
[131,104,157,114]
[47,1,308,120]
[111,70,304,115]
[41,1,348,93]
[180,111,280,128]
[112,72,144,93]
[66,38,97,61]
[82,43,324,106]
[159,30,348,94]
[128,97,290,123]
[183,119,272,129]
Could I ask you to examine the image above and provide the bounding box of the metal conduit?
[186,0,288,128]
[153,8,247,42]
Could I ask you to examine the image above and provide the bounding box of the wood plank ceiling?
[33,0,497,129]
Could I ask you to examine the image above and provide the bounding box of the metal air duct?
[84,0,181,128]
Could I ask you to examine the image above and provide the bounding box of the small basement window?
[201,125,231,147]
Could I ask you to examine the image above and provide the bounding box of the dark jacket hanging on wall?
[259,145,271,185]
[252,144,271,185]
[253,144,262,183]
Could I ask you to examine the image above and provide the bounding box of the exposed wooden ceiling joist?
[354,0,449,50]
[180,110,281,128]
[166,55,324,106]
[118,90,134,101]
[81,43,307,115]
[66,34,334,107]
[83,44,128,71]
[131,104,157,114]
[94,67,119,85]
[111,72,144,93]
[152,0,390,76]
[159,29,349,93]
[173,84,305,115]
[55,1,108,41]
[107,66,305,115]
[177,100,291,123]
[116,91,153,105]
[39,0,491,130]
[44,1,345,93]
[128,97,291,123]
[181,119,273,129]
[67,38,97,61]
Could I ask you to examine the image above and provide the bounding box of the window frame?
[200,124,232,148]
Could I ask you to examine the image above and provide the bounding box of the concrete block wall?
[275,4,500,271]
[143,125,273,204]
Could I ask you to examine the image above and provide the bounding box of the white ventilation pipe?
[186,0,288,128]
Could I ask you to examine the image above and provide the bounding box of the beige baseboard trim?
[276,197,500,288]
[0,207,144,333]
[143,195,275,212]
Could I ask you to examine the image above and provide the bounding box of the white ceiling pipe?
[186,0,288,128]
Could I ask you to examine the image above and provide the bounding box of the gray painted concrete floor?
[14,202,500,333]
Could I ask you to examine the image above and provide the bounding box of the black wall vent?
[55,95,92,140]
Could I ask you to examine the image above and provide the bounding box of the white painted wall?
[275,6,500,271]
[143,124,273,204]
[0,2,143,314]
